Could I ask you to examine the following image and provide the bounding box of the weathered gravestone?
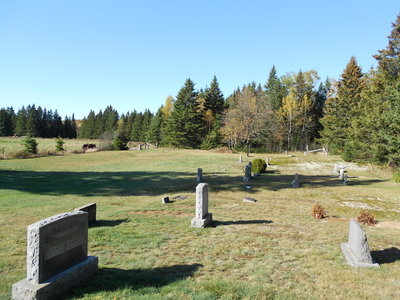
[243,163,252,182]
[138,144,142,150]
[191,183,213,228]
[333,164,339,175]
[196,168,203,182]
[12,211,98,300]
[339,167,345,181]
[343,174,348,185]
[161,196,170,204]
[265,157,269,167]
[243,197,257,203]
[292,173,299,188]
[239,155,242,163]
[74,203,96,226]
[341,219,379,268]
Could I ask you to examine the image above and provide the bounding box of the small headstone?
[341,219,379,268]
[343,174,348,185]
[12,211,98,300]
[239,155,242,163]
[292,173,299,188]
[243,197,257,203]
[243,164,252,182]
[333,164,339,175]
[196,168,203,182]
[339,168,345,180]
[265,157,269,167]
[191,183,212,228]
[162,196,170,204]
[138,144,142,150]
[74,203,96,226]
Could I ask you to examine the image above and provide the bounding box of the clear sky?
[0,0,399,119]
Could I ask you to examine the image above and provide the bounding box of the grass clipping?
[311,202,327,219]
[357,210,377,226]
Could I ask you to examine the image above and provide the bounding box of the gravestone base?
[341,243,379,268]
[191,213,213,228]
[12,256,98,300]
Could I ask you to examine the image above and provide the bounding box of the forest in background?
[0,14,399,168]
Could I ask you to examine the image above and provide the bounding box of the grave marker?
[292,173,299,188]
[341,219,379,268]
[191,183,212,228]
[196,168,203,182]
[12,211,98,300]
[74,203,96,226]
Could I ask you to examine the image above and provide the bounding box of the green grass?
[0,137,100,158]
[0,149,399,299]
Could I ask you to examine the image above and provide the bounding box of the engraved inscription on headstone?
[12,211,98,300]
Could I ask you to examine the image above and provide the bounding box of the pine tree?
[131,113,143,141]
[140,109,153,141]
[146,107,164,145]
[0,107,15,136]
[265,66,287,111]
[320,57,365,154]
[71,114,77,138]
[204,76,225,117]
[164,78,203,148]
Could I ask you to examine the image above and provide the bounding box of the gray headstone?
[292,173,299,188]
[196,168,203,182]
[341,219,379,268]
[243,164,252,182]
[191,183,212,228]
[162,196,170,204]
[138,144,142,150]
[265,157,269,167]
[239,155,242,163]
[243,197,257,203]
[343,174,348,185]
[74,203,96,226]
[339,168,345,180]
[333,164,339,175]
[12,211,98,300]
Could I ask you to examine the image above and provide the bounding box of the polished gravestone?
[12,211,98,300]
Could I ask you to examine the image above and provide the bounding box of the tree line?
[0,105,77,138]
[1,14,399,168]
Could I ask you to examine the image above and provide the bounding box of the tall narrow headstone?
[343,174,348,185]
[333,164,339,175]
[239,155,243,163]
[265,157,269,167]
[292,173,299,188]
[196,168,203,182]
[243,164,252,182]
[138,144,142,150]
[339,168,345,180]
[191,183,212,228]
[341,219,379,268]
[12,211,98,300]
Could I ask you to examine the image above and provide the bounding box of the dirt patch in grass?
[129,210,191,216]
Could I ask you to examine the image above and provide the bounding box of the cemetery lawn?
[1,149,399,299]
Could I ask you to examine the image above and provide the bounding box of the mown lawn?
[0,149,399,299]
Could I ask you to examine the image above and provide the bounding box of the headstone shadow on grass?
[63,263,203,299]
[371,247,400,264]
[93,219,129,228]
[212,220,273,227]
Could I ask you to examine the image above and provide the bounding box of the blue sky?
[0,1,399,119]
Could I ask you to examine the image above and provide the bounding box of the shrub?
[342,145,352,162]
[393,172,400,183]
[251,158,267,174]
[357,210,376,226]
[21,136,38,155]
[311,202,327,219]
[55,137,65,151]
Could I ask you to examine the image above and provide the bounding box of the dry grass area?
[0,149,399,299]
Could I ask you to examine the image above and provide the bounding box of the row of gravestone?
[12,204,97,300]
[191,182,379,268]
[11,179,375,300]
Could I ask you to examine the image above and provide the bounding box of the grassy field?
[0,137,100,158]
[0,149,399,299]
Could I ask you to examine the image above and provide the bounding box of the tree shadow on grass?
[64,263,203,299]
[0,170,387,197]
[93,219,129,228]
[212,220,273,227]
[371,247,400,264]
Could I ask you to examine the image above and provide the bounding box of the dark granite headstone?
[74,203,96,226]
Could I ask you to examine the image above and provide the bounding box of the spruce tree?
[146,108,164,145]
[131,113,143,141]
[264,66,286,110]
[204,76,225,117]
[0,107,15,136]
[164,78,203,148]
